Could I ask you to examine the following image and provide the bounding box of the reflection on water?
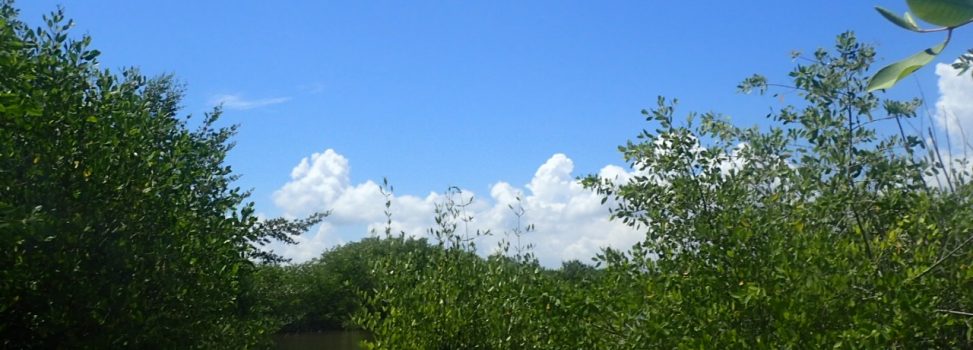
[274,331,368,350]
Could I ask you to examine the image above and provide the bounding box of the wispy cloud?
[298,82,326,95]
[210,94,291,110]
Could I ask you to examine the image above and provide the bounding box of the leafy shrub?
[356,33,973,349]
[0,3,320,348]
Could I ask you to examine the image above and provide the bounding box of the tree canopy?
[356,32,973,349]
[3,1,972,348]
[0,3,320,348]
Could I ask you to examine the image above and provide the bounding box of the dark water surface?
[274,331,368,350]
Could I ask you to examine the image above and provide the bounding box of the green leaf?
[906,0,973,27]
[876,7,921,31]
[867,41,946,91]
[82,49,100,61]
[905,12,921,28]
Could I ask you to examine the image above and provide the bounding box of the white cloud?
[274,149,360,217]
[271,149,643,266]
[483,155,644,264]
[265,68,973,263]
[934,63,973,148]
[914,63,973,189]
[210,93,291,110]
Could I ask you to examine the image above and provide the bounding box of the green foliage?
[876,7,922,32]
[354,188,588,349]
[906,0,973,27]
[592,32,972,348]
[270,236,438,333]
[955,49,973,74]
[557,259,600,285]
[356,33,973,348]
[0,3,321,348]
[868,40,946,92]
[869,0,973,91]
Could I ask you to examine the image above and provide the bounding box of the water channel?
[274,331,368,350]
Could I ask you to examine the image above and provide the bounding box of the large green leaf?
[876,7,922,31]
[867,40,946,91]
[906,0,973,27]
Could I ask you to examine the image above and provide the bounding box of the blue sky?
[15,1,973,264]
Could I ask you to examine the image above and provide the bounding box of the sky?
[15,1,973,266]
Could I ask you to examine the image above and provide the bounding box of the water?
[274,331,368,350]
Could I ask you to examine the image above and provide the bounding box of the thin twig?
[945,108,973,158]
[913,24,966,34]
[909,231,973,282]
[936,309,973,317]
[847,99,873,260]
[929,127,956,193]
[895,115,931,190]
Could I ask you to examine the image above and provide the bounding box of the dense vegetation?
[352,33,973,348]
[0,3,321,348]
[3,0,973,349]
[259,236,438,333]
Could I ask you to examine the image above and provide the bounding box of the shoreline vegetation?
[3,1,972,348]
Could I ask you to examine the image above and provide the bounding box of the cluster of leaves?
[869,0,973,91]
[356,33,973,348]
[354,188,599,349]
[0,3,320,348]
[584,31,972,348]
[256,236,439,333]
[255,186,612,341]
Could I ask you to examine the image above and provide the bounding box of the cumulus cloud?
[913,63,973,189]
[271,149,643,266]
[210,93,291,110]
[485,155,643,264]
[266,67,973,264]
[934,63,973,148]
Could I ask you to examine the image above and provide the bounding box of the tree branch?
[936,309,973,317]
[909,231,973,282]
